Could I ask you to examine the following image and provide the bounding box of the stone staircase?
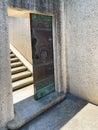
[10,50,34,103]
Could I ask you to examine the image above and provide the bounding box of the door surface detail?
[30,14,55,99]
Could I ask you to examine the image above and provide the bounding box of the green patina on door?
[30,13,55,100]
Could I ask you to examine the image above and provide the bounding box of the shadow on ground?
[18,93,87,130]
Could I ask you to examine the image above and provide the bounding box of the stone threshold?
[8,92,66,130]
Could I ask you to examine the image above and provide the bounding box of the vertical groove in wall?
[58,0,68,93]
[65,0,70,92]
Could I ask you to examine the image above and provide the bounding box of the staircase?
[10,50,34,104]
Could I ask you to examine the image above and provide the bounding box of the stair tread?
[11,58,19,63]
[11,56,17,59]
[12,76,33,90]
[11,57,18,60]
[11,62,23,68]
[11,66,27,74]
[10,53,15,56]
[11,66,26,71]
[10,54,16,58]
[10,50,13,54]
[11,61,22,65]
[12,71,32,82]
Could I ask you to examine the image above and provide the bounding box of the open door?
[30,13,55,100]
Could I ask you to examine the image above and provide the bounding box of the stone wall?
[9,16,32,64]
[0,0,14,128]
[66,0,98,104]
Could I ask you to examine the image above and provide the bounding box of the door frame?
[29,12,58,97]
[8,6,67,93]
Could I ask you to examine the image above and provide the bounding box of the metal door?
[30,14,55,99]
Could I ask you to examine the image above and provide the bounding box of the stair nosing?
[12,71,32,82]
[12,76,33,91]
[11,66,27,75]
[11,58,19,63]
[11,62,23,68]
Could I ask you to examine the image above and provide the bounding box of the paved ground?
[60,103,98,130]
[19,93,87,130]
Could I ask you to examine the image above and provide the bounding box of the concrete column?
[54,0,67,93]
[0,0,14,128]
[59,0,67,93]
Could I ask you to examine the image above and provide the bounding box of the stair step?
[11,56,17,59]
[11,58,19,63]
[12,71,32,82]
[12,76,33,91]
[13,84,34,104]
[11,62,23,68]
[10,51,13,54]
[10,54,16,58]
[11,66,27,75]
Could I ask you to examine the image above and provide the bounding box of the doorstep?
[8,92,66,130]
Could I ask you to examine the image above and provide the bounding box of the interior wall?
[8,16,32,64]
[66,0,98,104]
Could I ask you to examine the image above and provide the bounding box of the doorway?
[8,8,56,102]
[8,8,34,104]
[30,13,55,99]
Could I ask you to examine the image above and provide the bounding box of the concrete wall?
[8,16,32,64]
[66,0,98,104]
[0,0,14,129]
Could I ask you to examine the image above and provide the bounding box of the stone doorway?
[8,7,34,104]
[8,8,56,103]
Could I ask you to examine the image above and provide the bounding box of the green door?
[30,13,55,100]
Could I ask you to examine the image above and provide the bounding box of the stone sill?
[8,92,66,130]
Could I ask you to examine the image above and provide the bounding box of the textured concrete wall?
[8,0,58,14]
[0,0,14,128]
[8,0,67,93]
[67,0,98,104]
[9,16,32,64]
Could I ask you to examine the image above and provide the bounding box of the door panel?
[30,14,55,99]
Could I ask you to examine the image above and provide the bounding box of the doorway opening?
[8,8,55,103]
[8,7,34,104]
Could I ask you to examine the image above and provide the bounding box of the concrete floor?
[61,103,98,130]
[18,93,88,130]
[13,85,34,104]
